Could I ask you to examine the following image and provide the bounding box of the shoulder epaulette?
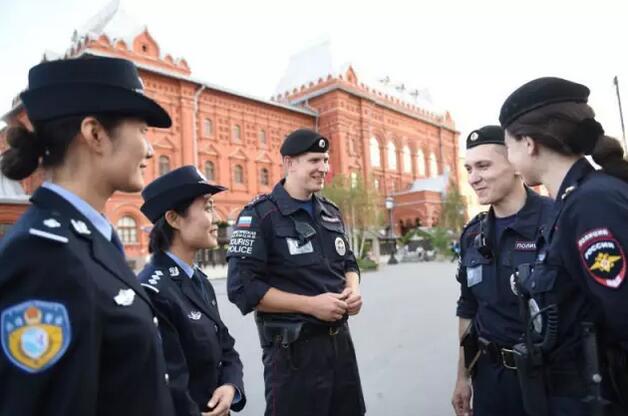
[141,268,167,294]
[28,214,69,244]
[319,195,339,210]
[244,193,270,209]
[462,211,487,233]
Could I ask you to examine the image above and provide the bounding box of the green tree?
[322,174,384,258]
[439,179,467,234]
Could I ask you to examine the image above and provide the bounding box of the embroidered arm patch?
[577,228,626,289]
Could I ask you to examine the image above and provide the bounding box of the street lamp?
[385,196,398,264]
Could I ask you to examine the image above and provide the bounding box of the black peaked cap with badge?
[499,77,590,128]
[466,125,505,150]
[141,165,226,223]
[20,56,171,128]
[280,128,329,156]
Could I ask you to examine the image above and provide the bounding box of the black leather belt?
[299,322,346,340]
[479,339,518,370]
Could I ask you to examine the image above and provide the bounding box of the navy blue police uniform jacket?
[0,187,174,416]
[138,252,245,415]
[456,187,554,346]
[521,158,628,366]
[226,180,360,322]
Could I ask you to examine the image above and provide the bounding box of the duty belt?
[479,338,518,370]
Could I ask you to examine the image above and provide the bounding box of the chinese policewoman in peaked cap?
[500,77,628,415]
[0,56,176,415]
[138,165,246,416]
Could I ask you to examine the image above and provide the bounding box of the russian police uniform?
[0,57,174,415]
[138,166,245,415]
[226,129,366,416]
[456,125,554,415]
[500,78,628,415]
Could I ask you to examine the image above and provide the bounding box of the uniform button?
[214,324,219,333]
[471,259,476,265]
[164,373,169,384]
[531,281,536,289]
[153,317,159,327]
[217,361,223,369]
[211,299,216,307]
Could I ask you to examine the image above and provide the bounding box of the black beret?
[140,165,226,223]
[466,125,504,149]
[280,128,329,157]
[20,56,171,128]
[499,77,589,128]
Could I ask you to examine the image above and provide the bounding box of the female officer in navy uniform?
[0,57,175,415]
[138,165,245,416]
[500,77,628,415]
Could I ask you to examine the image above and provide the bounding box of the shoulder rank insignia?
[1,300,71,373]
[71,219,91,235]
[169,267,180,277]
[28,228,69,244]
[43,218,61,228]
[577,227,625,288]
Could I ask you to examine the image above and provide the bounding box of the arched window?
[260,167,270,186]
[416,149,426,177]
[234,164,244,184]
[233,124,241,141]
[402,145,412,173]
[259,129,267,145]
[159,155,170,176]
[370,137,381,167]
[204,161,215,181]
[116,216,137,244]
[203,118,212,137]
[387,141,397,170]
[429,152,439,177]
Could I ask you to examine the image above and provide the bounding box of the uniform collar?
[556,158,594,202]
[41,181,113,241]
[271,179,329,216]
[487,187,546,241]
[165,251,194,278]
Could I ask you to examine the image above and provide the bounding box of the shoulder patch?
[1,300,71,373]
[577,228,625,288]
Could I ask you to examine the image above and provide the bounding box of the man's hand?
[451,377,473,416]
[304,293,348,321]
[340,287,362,315]
[203,384,235,416]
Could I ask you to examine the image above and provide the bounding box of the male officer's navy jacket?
[520,159,628,401]
[456,187,553,346]
[138,252,245,415]
[0,187,174,416]
[226,180,359,321]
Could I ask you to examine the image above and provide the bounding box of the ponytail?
[591,135,628,182]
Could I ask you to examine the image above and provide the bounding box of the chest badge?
[335,237,346,256]
[113,289,135,306]
[187,311,202,320]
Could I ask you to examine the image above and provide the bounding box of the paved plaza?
[213,261,460,416]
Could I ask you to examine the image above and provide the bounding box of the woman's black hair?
[506,102,628,183]
[148,197,196,254]
[1,114,126,180]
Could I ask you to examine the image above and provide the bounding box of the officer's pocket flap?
[529,265,558,294]
[320,221,345,234]
[462,251,491,267]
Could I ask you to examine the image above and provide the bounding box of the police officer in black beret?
[138,165,246,416]
[500,77,628,415]
[0,57,175,415]
[451,125,553,416]
[226,128,366,416]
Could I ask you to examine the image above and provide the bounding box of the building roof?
[396,171,450,195]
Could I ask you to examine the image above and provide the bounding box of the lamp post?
[385,196,398,264]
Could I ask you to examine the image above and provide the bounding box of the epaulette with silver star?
[28,214,70,244]
[141,269,166,294]
[319,195,339,210]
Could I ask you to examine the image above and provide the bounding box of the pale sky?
[1,0,627,148]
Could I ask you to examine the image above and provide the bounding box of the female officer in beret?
[138,165,245,416]
[0,57,175,415]
[500,77,628,415]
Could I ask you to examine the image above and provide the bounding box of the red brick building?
[0,2,460,266]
